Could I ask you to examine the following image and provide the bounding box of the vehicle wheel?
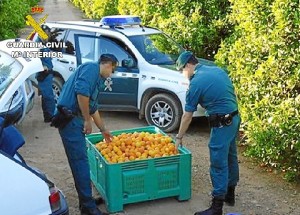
[145,93,182,132]
[52,76,64,103]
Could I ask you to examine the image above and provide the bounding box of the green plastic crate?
[86,126,191,213]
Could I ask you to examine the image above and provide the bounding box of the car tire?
[52,76,64,103]
[145,93,182,132]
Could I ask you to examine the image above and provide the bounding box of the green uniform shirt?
[185,64,238,115]
[57,62,103,115]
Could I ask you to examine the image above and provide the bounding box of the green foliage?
[118,0,232,60]
[70,0,119,19]
[215,0,300,181]
[92,0,119,18]
[0,0,39,40]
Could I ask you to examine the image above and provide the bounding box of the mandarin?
[97,132,179,163]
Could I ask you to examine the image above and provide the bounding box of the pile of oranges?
[95,132,179,164]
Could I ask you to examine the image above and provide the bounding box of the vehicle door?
[50,28,96,81]
[74,34,139,111]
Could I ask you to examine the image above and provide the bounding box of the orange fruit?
[140,153,147,159]
[97,131,178,163]
[148,150,155,157]
[135,151,142,158]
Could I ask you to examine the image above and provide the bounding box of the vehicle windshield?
[128,33,184,65]
[0,51,23,98]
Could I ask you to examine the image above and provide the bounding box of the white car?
[0,39,69,215]
[0,118,69,215]
[0,39,38,125]
[31,15,213,132]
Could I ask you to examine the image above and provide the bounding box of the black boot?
[194,197,224,215]
[225,186,235,206]
[80,207,109,215]
[79,197,105,210]
[95,196,105,205]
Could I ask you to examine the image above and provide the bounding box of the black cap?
[99,54,118,66]
[176,51,193,70]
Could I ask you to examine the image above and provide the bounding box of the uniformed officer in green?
[56,54,118,215]
[175,51,241,215]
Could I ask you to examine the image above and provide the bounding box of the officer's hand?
[83,120,93,134]
[175,138,183,149]
[102,130,113,143]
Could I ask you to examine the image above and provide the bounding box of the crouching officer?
[53,54,118,215]
[175,51,241,215]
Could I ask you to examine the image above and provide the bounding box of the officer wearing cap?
[175,51,241,215]
[55,54,118,215]
[36,25,55,122]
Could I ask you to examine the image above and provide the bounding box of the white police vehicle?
[32,15,212,132]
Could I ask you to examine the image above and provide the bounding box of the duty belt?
[208,110,239,128]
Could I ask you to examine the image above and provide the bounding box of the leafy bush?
[118,0,232,60]
[0,0,39,40]
[70,0,118,19]
[215,0,300,181]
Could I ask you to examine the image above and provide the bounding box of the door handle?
[58,59,69,64]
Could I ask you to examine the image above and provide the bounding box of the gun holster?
[36,70,53,82]
[50,106,74,129]
[36,70,49,82]
[208,110,238,128]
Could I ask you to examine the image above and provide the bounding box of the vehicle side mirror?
[121,58,136,68]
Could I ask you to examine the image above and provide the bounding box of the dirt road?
[17,0,300,214]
